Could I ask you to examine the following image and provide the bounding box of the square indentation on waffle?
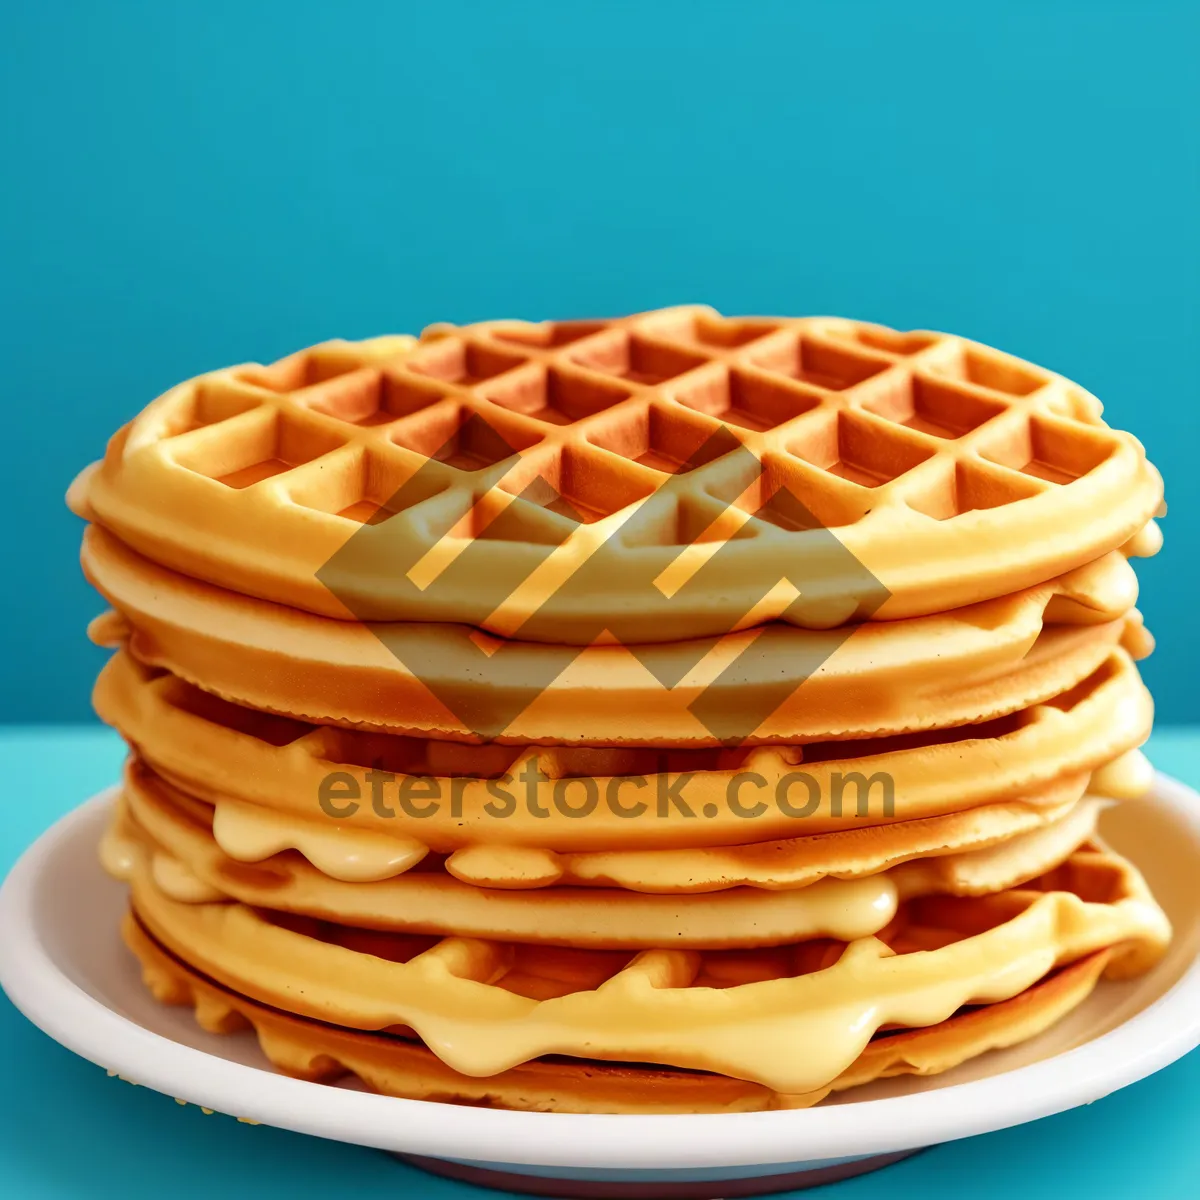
[585,402,739,474]
[927,342,1051,396]
[745,331,892,391]
[787,409,937,488]
[479,364,635,425]
[568,330,709,386]
[861,373,1009,439]
[168,407,348,490]
[671,366,825,432]
[404,337,530,386]
[154,379,266,439]
[497,443,657,525]
[904,459,1049,521]
[235,342,391,393]
[295,369,453,427]
[387,402,544,471]
[619,490,757,547]
[283,445,448,525]
[719,452,879,532]
[976,414,1119,484]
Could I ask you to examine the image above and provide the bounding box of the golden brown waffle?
[121,833,1169,1096]
[71,307,1163,644]
[83,524,1151,745]
[93,647,1152,854]
[115,747,1146,894]
[124,911,1114,1114]
[113,765,1113,948]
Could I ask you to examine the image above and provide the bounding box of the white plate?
[3,778,1200,1196]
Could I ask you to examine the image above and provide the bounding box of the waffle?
[496,785,1126,895]
[114,745,1144,895]
[71,307,1163,646]
[124,910,1115,1113]
[83,524,1151,745]
[93,647,1153,856]
[120,830,1170,1097]
[112,764,1114,948]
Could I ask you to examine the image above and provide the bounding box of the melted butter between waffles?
[110,771,1117,952]
[192,747,1148,889]
[123,843,1171,1097]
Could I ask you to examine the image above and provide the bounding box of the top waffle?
[72,308,1163,644]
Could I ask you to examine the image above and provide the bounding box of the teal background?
[2,0,1197,722]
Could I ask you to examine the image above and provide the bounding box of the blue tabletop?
[2,727,1198,1199]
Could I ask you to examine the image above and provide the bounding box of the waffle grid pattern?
[85,307,1160,637]
[168,309,1112,530]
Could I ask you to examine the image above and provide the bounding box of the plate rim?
[1,776,1199,1172]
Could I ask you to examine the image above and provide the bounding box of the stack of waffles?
[70,306,1172,1112]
